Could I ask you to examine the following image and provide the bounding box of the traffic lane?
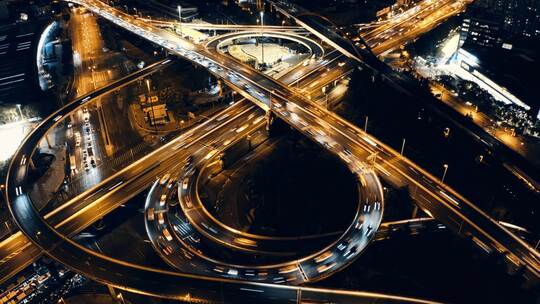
[314,111,540,279]
[260,81,540,280]
[41,98,252,229]
[50,101,260,235]
[0,64,246,282]
[10,1,442,300]
[248,0,534,283]
[368,2,466,53]
[11,57,175,187]
[173,58,367,255]
[0,234,39,282]
[287,55,351,93]
[205,30,325,59]
[362,0,455,41]
[46,0,540,290]
[43,9,388,280]
[158,46,356,258]
[9,106,392,303]
[278,49,342,85]
[188,123,341,248]
[180,132,320,256]
[164,114,383,283]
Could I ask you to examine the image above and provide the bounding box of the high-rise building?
[460,0,540,49]
[460,8,503,48]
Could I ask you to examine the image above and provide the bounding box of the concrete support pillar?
[28,158,36,170]
[265,110,274,132]
[45,134,53,149]
[218,79,223,97]
[411,205,419,218]
[107,285,126,304]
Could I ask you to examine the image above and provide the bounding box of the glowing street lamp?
[442,164,449,183]
[260,11,264,68]
[16,104,23,120]
[177,5,182,35]
[145,79,151,93]
[322,86,328,109]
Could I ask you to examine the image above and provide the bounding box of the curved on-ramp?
[144,114,384,284]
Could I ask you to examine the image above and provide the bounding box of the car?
[162,244,173,255]
[166,178,177,189]
[163,228,173,241]
[159,194,167,206]
[182,178,189,190]
[169,198,179,207]
[254,90,265,98]
[90,159,96,167]
[147,207,155,221]
[343,245,358,259]
[157,212,165,225]
[160,173,171,185]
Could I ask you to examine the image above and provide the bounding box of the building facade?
[460,0,540,49]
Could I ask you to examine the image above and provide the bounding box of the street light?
[442,164,449,183]
[179,119,185,134]
[16,104,23,120]
[322,86,328,109]
[364,116,368,132]
[145,79,157,133]
[400,138,406,155]
[260,11,264,69]
[145,79,151,93]
[177,5,182,35]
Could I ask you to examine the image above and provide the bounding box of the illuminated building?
[460,0,540,49]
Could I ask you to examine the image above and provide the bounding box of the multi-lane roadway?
[2,0,539,301]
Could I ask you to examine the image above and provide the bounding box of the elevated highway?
[2,0,538,301]
[146,19,306,32]
[1,5,403,302]
[269,0,540,285]
[3,41,431,304]
[143,57,383,283]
